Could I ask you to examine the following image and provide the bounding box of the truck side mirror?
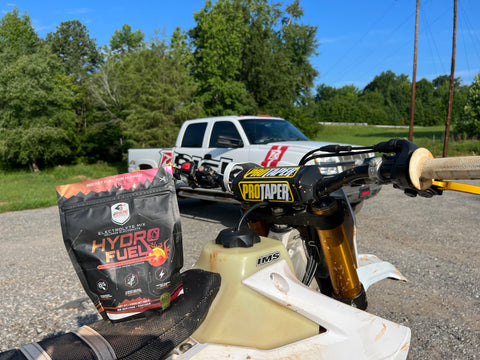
[216,135,243,148]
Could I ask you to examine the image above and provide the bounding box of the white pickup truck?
[128,115,381,209]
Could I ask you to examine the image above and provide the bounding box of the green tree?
[432,74,462,89]
[315,84,337,102]
[46,20,103,83]
[456,73,480,138]
[314,83,389,125]
[81,57,125,162]
[110,23,145,55]
[190,0,255,115]
[357,91,389,124]
[122,43,203,147]
[0,47,78,169]
[282,97,322,136]
[238,0,280,111]
[413,78,439,126]
[278,1,318,104]
[0,7,39,60]
[431,75,468,127]
[46,20,104,153]
[315,86,360,124]
[241,0,318,114]
[87,59,124,122]
[364,70,411,125]
[169,27,194,66]
[190,0,318,116]
[88,35,202,149]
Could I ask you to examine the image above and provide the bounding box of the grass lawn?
[0,163,120,213]
[314,125,480,157]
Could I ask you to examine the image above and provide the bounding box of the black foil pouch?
[56,167,183,321]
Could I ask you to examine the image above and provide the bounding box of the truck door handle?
[204,154,212,160]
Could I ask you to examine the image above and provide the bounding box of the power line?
[320,1,399,84]
[459,11,472,80]
[318,0,480,88]
[334,3,418,87]
[457,1,480,81]
[419,3,449,75]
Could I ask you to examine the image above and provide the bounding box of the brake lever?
[397,184,443,198]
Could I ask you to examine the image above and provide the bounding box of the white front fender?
[357,253,407,291]
[171,260,410,360]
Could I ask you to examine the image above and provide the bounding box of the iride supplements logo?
[111,202,130,225]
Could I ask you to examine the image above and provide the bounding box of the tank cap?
[215,228,260,248]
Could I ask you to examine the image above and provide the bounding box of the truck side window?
[209,121,242,148]
[181,122,207,147]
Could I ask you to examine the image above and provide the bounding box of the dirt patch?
[72,175,89,180]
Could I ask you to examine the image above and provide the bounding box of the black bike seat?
[0,269,221,360]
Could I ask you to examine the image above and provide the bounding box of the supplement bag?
[56,167,183,322]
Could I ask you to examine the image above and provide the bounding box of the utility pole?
[443,0,457,157]
[409,0,420,141]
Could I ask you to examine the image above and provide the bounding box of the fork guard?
[357,253,407,291]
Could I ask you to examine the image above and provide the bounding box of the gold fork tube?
[248,221,269,237]
[242,204,270,237]
[311,198,362,300]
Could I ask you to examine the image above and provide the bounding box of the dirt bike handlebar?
[174,139,480,204]
[409,148,480,190]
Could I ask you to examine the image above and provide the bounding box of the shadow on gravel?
[177,198,240,228]
[76,314,101,328]
[59,298,90,311]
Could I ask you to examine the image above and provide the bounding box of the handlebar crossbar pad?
[0,269,221,360]
[232,166,322,204]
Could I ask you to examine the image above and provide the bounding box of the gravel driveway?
[0,184,479,359]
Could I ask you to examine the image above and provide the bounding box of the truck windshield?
[239,119,309,144]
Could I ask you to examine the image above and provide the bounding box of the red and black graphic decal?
[261,146,288,167]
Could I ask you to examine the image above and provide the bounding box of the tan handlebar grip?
[409,148,480,190]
